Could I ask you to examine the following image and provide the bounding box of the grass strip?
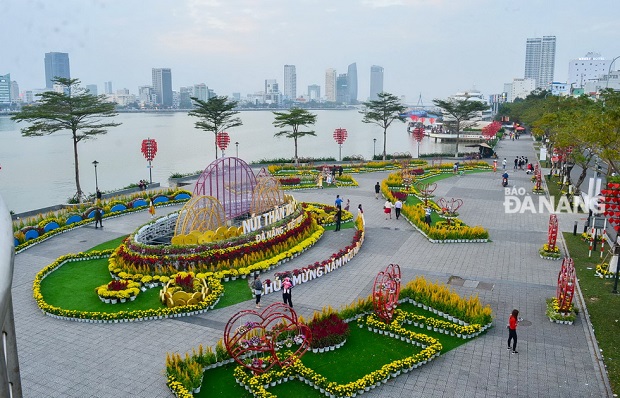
[564,232,619,394]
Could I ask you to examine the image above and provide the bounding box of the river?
[0,110,456,213]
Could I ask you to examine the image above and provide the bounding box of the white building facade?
[325,68,336,102]
[525,36,556,89]
[568,53,611,90]
[283,65,296,100]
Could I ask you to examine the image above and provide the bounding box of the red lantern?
[410,115,419,122]
[429,118,436,124]
[412,127,425,143]
[141,138,158,162]
[419,117,426,124]
[332,128,348,145]
[216,131,231,152]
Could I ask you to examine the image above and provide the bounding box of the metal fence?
[0,194,22,397]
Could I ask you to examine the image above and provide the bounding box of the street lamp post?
[606,55,620,89]
[373,138,377,159]
[92,160,99,191]
[235,141,239,157]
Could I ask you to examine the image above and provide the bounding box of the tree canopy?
[188,96,242,159]
[432,98,488,158]
[11,77,120,201]
[359,92,406,160]
[500,90,620,190]
[272,108,317,163]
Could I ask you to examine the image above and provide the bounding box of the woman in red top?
[507,309,519,353]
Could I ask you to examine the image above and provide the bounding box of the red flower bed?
[390,191,408,201]
[307,313,350,348]
[279,177,301,185]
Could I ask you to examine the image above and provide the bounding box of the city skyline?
[2,1,619,103]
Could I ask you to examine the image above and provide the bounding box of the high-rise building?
[283,65,297,100]
[568,52,611,89]
[104,81,113,95]
[308,85,320,101]
[336,74,349,104]
[139,86,156,106]
[264,79,281,104]
[193,83,208,102]
[524,36,556,89]
[10,80,19,102]
[370,65,384,100]
[347,63,357,103]
[179,87,193,109]
[86,84,98,95]
[44,52,70,88]
[152,68,173,107]
[0,74,10,104]
[325,68,336,102]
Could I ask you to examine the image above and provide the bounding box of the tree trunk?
[383,128,387,161]
[454,121,460,158]
[73,131,82,202]
[214,133,219,159]
[573,167,589,195]
[294,137,298,164]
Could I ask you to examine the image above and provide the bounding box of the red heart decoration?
[224,303,311,374]
[372,264,402,323]
[615,225,620,232]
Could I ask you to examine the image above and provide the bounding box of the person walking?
[493,159,497,173]
[334,207,342,231]
[149,198,156,218]
[252,275,263,308]
[384,200,393,219]
[394,199,403,219]
[94,208,103,229]
[513,157,518,170]
[502,158,507,170]
[344,199,350,211]
[282,277,293,308]
[507,309,519,353]
[357,204,365,228]
[375,182,380,199]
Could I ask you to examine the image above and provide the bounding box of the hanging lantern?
[429,118,436,124]
[410,115,419,122]
[332,128,348,145]
[419,117,426,124]
[141,138,158,162]
[216,131,231,152]
[412,127,425,143]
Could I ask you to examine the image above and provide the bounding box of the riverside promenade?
[10,136,612,397]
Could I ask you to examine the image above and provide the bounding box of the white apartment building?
[325,68,336,102]
[568,52,611,89]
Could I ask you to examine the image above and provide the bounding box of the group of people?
[513,156,529,171]
[138,180,149,190]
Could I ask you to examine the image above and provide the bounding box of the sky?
[2,0,619,104]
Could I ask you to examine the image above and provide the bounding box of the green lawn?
[198,303,479,397]
[564,232,619,395]
[39,249,258,314]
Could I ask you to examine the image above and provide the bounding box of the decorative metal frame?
[556,257,575,312]
[173,195,226,237]
[547,214,558,252]
[250,170,284,215]
[372,264,402,323]
[438,197,463,217]
[224,303,311,374]
[415,181,437,207]
[193,157,257,220]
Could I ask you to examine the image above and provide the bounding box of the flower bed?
[14,188,192,252]
[381,169,489,243]
[595,262,618,278]
[33,251,225,323]
[539,244,561,260]
[546,298,576,325]
[166,275,493,397]
[261,229,364,295]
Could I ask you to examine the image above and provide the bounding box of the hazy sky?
[2,0,619,103]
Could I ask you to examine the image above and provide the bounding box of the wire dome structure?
[173,195,226,237]
[193,157,257,220]
[251,168,285,215]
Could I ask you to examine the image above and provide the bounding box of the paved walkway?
[10,136,612,397]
